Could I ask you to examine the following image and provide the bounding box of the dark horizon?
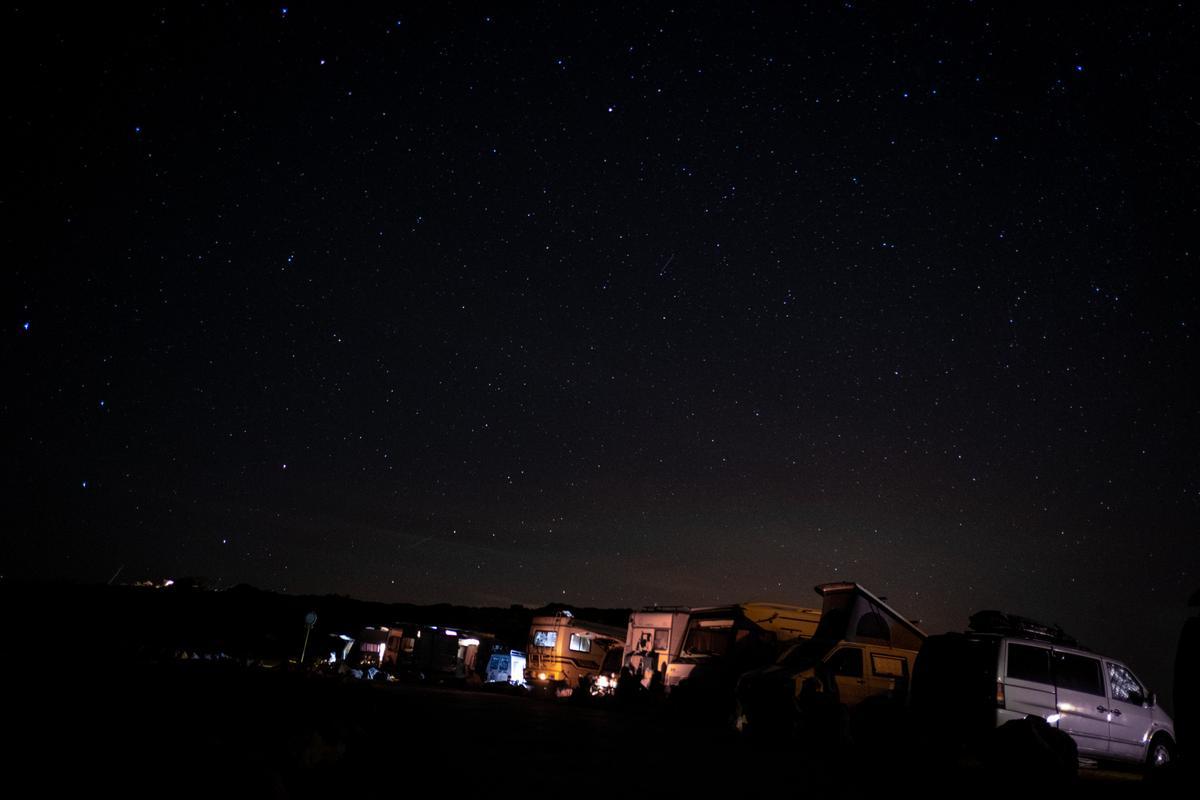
[5,4,1197,701]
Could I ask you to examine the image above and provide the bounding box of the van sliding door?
[1051,650,1110,757]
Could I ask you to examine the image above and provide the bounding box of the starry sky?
[5,4,1198,694]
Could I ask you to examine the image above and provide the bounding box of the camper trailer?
[624,607,691,690]
[664,602,822,693]
[485,649,528,687]
[525,611,625,696]
[734,582,926,737]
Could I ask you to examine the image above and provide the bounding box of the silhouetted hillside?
[0,579,630,665]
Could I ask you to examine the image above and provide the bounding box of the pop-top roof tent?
[810,582,925,651]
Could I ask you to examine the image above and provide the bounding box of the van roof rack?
[968,610,1079,646]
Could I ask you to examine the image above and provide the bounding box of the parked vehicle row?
[331,580,1178,773]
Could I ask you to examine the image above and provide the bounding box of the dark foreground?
[7,661,1188,798]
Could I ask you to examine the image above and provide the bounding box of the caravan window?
[533,630,557,648]
[653,629,671,651]
[569,634,592,653]
[682,622,735,656]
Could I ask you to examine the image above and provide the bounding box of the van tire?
[1146,734,1174,770]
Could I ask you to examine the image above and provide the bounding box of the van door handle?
[1096,705,1108,713]
[1110,709,1121,717]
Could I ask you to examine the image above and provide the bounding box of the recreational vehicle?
[485,649,528,687]
[734,582,926,737]
[664,602,822,692]
[525,611,625,695]
[624,607,691,690]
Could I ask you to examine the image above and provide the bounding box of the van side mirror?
[1148,691,1157,708]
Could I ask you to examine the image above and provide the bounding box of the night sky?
[5,4,1198,696]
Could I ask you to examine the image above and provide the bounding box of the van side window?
[1054,652,1104,696]
[1107,662,1145,704]
[828,647,864,678]
[871,653,907,678]
[1007,643,1052,683]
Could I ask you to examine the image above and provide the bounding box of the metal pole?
[301,624,312,664]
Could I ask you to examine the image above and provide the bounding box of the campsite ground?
[8,660,1180,797]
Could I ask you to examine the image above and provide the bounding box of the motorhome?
[664,602,822,693]
[734,582,926,737]
[624,607,691,690]
[525,611,625,695]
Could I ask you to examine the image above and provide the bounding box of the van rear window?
[1007,643,1052,683]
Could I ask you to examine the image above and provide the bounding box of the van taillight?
[996,681,1006,708]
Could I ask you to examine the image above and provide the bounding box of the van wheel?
[1146,734,1174,770]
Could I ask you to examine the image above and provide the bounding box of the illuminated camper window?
[569,634,592,653]
[533,630,557,648]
